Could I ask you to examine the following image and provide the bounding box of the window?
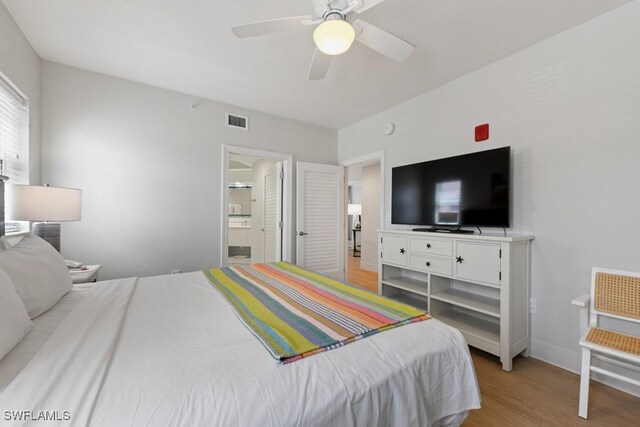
[0,73,30,232]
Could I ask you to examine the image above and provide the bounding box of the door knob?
[298,231,308,236]
[426,261,431,267]
[426,243,431,249]
[456,256,464,263]
[399,248,405,254]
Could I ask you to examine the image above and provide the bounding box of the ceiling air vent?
[226,113,249,130]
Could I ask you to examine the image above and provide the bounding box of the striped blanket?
[204,262,430,364]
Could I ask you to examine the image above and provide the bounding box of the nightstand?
[69,265,102,284]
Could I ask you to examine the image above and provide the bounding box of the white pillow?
[0,233,72,318]
[0,269,33,360]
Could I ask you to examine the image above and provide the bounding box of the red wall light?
[475,123,489,142]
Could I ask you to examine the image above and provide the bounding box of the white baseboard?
[530,338,580,372]
[360,261,378,272]
[530,338,640,398]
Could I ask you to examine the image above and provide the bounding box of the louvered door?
[263,170,278,262]
[296,162,345,280]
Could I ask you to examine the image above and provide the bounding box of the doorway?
[341,152,384,293]
[221,145,292,267]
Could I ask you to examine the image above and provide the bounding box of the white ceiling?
[2,0,632,129]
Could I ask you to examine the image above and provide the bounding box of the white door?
[296,162,345,280]
[263,162,282,262]
[250,159,282,264]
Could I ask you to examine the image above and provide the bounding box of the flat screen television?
[391,147,510,229]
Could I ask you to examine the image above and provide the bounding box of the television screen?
[391,147,510,228]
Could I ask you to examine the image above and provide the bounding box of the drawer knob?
[426,243,431,249]
[456,256,464,264]
[400,248,405,254]
[426,261,431,267]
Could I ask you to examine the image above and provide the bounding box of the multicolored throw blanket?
[204,262,430,364]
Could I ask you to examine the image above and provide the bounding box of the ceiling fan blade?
[353,0,387,14]
[353,19,414,62]
[308,48,332,81]
[232,16,314,38]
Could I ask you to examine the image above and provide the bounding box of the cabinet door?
[230,228,251,247]
[455,242,501,285]
[381,235,407,266]
[229,228,240,246]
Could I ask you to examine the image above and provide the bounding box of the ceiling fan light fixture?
[313,18,355,56]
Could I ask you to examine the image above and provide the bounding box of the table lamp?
[5,184,82,252]
[348,203,362,228]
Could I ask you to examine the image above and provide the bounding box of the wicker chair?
[572,267,640,419]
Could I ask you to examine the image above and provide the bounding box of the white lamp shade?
[6,184,82,222]
[313,19,356,55]
[348,204,362,216]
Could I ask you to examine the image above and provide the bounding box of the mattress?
[0,271,480,426]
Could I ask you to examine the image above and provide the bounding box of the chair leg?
[579,347,591,419]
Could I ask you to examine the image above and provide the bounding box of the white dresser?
[378,230,534,371]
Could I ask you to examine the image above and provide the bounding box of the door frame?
[340,151,385,280]
[221,145,293,267]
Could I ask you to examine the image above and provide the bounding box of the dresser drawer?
[409,237,453,256]
[409,254,453,276]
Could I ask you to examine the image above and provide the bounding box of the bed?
[0,260,480,426]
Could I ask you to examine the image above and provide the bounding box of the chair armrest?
[572,294,590,308]
[573,294,591,335]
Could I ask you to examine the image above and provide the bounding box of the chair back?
[590,268,640,327]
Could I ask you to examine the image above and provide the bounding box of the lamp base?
[32,222,61,252]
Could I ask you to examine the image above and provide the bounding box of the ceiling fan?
[231,0,415,81]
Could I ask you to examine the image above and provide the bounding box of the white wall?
[0,3,40,184]
[228,168,252,183]
[360,163,380,271]
[339,1,640,385]
[41,62,337,279]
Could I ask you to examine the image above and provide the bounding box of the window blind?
[0,75,29,184]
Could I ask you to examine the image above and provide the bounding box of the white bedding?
[0,271,480,426]
[0,287,91,393]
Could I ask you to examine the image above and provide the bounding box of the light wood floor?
[467,349,640,426]
[345,256,640,426]
[346,252,378,292]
